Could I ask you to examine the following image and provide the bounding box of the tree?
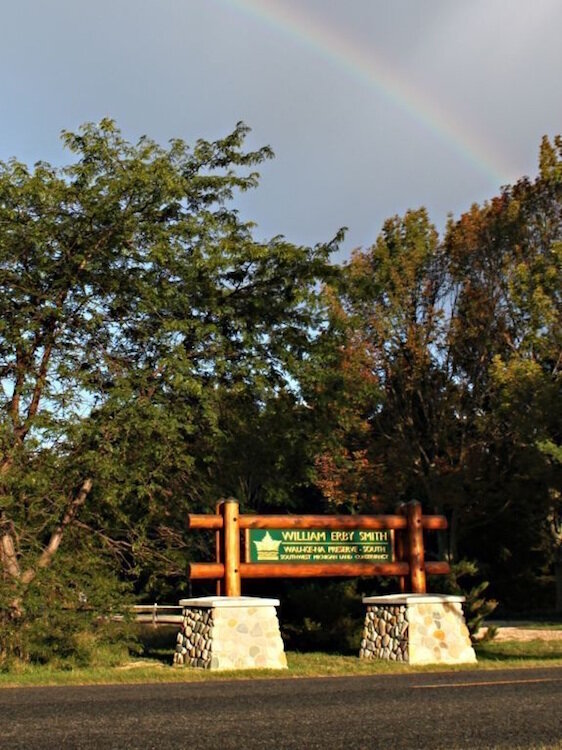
[316,137,561,609]
[445,135,561,608]
[0,119,338,659]
[317,208,461,518]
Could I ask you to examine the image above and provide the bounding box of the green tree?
[445,135,561,608]
[0,119,337,659]
[318,137,561,610]
[318,208,461,517]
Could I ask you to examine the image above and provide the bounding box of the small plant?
[436,560,498,643]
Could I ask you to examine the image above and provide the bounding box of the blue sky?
[2,0,561,257]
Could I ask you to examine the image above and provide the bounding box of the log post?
[215,501,224,596]
[406,500,426,594]
[222,499,241,597]
[395,502,407,594]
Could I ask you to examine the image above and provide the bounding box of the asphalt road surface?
[2,667,561,750]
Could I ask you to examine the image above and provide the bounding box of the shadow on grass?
[135,623,360,663]
[476,640,562,663]
[135,622,562,669]
[136,625,178,664]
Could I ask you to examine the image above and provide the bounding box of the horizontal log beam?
[239,515,447,530]
[188,562,225,579]
[187,515,223,530]
[239,515,408,530]
[187,561,450,581]
[187,513,447,532]
[239,562,409,578]
[425,561,451,575]
[421,516,448,530]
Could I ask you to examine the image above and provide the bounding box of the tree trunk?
[1,532,21,580]
[3,478,93,621]
[20,477,93,585]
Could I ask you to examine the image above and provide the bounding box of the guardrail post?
[406,500,426,593]
[222,499,241,597]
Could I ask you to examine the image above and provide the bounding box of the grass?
[1,637,561,689]
[475,639,562,662]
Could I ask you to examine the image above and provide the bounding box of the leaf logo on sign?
[253,532,282,561]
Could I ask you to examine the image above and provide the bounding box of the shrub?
[434,559,498,643]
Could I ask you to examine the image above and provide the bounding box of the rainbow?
[216,0,515,186]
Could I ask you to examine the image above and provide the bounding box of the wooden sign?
[187,500,450,596]
[246,529,392,563]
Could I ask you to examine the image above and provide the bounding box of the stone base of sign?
[173,596,287,670]
[360,594,476,665]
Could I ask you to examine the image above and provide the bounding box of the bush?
[0,553,137,668]
[279,580,366,653]
[434,560,498,643]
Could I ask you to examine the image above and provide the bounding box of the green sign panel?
[246,529,392,563]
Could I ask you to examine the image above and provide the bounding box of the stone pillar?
[360,594,476,665]
[173,596,287,670]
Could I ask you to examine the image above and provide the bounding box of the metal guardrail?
[131,604,183,626]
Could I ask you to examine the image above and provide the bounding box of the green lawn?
[1,638,561,689]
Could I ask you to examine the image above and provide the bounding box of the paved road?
[2,667,561,749]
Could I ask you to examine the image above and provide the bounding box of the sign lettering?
[246,529,393,563]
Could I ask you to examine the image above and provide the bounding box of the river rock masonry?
[360,594,476,665]
[173,596,287,670]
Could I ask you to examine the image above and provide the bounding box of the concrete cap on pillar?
[179,596,280,608]
[362,594,466,605]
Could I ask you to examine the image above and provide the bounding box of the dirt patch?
[478,627,562,642]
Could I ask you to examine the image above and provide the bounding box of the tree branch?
[8,347,26,437]
[20,340,54,441]
[20,477,93,585]
[0,530,21,580]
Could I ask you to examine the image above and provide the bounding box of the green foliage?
[1,121,560,668]
[314,136,561,610]
[0,119,338,662]
[315,208,457,513]
[436,560,498,643]
[279,580,365,653]
[0,538,134,665]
